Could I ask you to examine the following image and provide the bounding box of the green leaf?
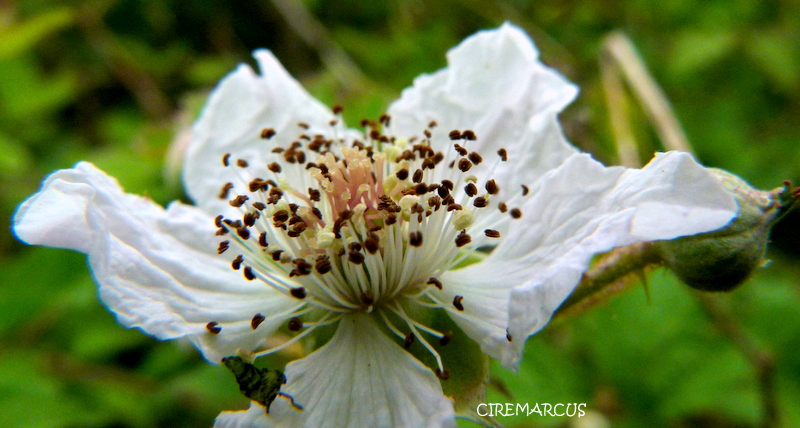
[0,8,74,59]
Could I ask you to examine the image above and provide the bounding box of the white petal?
[387,23,578,173]
[463,152,736,369]
[184,50,339,215]
[215,314,456,428]
[14,162,297,363]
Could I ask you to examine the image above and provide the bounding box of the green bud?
[657,170,798,292]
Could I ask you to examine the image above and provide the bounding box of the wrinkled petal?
[388,23,578,187]
[215,314,456,428]
[449,152,737,369]
[185,50,344,217]
[14,162,297,363]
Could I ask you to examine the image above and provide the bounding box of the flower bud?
[657,170,797,292]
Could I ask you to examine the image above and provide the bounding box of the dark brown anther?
[439,331,452,346]
[521,184,529,196]
[232,255,244,270]
[385,213,398,225]
[222,153,231,167]
[329,119,338,126]
[236,159,249,168]
[484,229,501,238]
[436,368,450,380]
[506,329,513,342]
[298,122,309,129]
[236,227,250,240]
[230,195,249,207]
[412,169,424,183]
[348,252,365,265]
[427,278,443,290]
[272,210,290,223]
[290,259,313,277]
[360,291,374,307]
[468,152,482,165]
[268,162,282,173]
[403,332,415,349]
[271,250,284,261]
[510,208,522,219]
[215,215,224,228]
[311,207,323,220]
[464,183,477,197]
[446,203,462,212]
[365,233,380,254]
[473,197,488,208]
[206,321,221,334]
[448,130,462,140]
[290,287,307,299]
[248,178,266,192]
[453,144,468,156]
[414,183,428,195]
[462,130,477,140]
[258,232,268,248]
[379,114,391,126]
[432,152,444,165]
[428,120,438,128]
[308,188,321,202]
[250,313,265,329]
[252,202,266,211]
[296,151,306,164]
[291,222,307,234]
[485,179,499,195]
[369,129,381,140]
[315,254,332,274]
[497,148,508,161]
[243,266,256,281]
[395,169,409,180]
[455,231,471,247]
[421,158,435,170]
[271,147,284,153]
[261,128,276,139]
[288,317,303,331]
[441,180,454,191]
[498,202,508,213]
[218,182,234,199]
[360,118,371,128]
[409,231,423,247]
[332,105,344,114]
[243,212,257,227]
[217,240,230,254]
[453,295,465,311]
[424,129,432,138]
[428,196,442,210]
[215,227,228,236]
[458,158,472,172]
[348,242,363,253]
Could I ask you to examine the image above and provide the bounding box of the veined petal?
[13,162,297,363]
[216,313,456,428]
[185,50,343,217]
[387,23,578,176]
[476,151,736,369]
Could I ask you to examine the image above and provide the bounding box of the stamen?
[251,313,265,329]
[261,128,276,139]
[206,321,221,334]
[453,295,465,311]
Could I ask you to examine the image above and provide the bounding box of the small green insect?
[222,356,303,413]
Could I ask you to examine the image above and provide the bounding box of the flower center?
[209,110,524,376]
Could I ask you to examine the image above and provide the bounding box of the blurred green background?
[1,1,799,427]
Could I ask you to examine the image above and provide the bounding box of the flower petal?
[451,152,737,369]
[184,50,341,216]
[14,162,297,363]
[387,23,578,181]
[216,313,456,428]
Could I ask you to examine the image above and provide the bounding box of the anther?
[468,152,482,165]
[315,255,332,274]
[258,232,268,247]
[484,229,501,238]
[222,153,231,167]
[333,105,344,114]
[290,287,307,299]
[243,212,258,227]
[271,250,284,261]
[497,148,508,161]
[250,313,265,329]
[273,210,290,223]
[498,202,508,213]
[464,183,477,197]
[424,129,432,138]
[230,195,249,207]
[427,278,443,290]
[268,162,282,173]
[243,266,256,280]
[455,231,471,247]
[232,255,244,270]
[506,329,513,342]
[485,179,499,195]
[403,332,415,349]
[379,114,391,126]
[365,233,380,254]
[462,130,477,140]
[217,240,230,254]
[361,291,374,307]
[414,183,428,195]
[446,203,462,212]
[473,197,488,208]
[348,252,365,264]
[252,202,266,210]
[428,120,438,128]
[436,368,450,380]
[396,169,409,180]
[421,158,435,170]
[308,188,321,202]
[206,321,221,334]
[288,317,303,331]
[261,128,276,139]
[298,122,309,129]
[448,130,462,140]
[521,184,529,196]
[409,231,423,247]
[218,182,234,199]
[412,169,423,183]
[453,144,468,156]
[214,215,224,228]
[458,158,472,172]
[453,295,465,311]
[439,331,452,346]
[236,227,250,240]
[510,208,522,219]
[236,159,249,168]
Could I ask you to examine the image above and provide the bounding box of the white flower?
[13,23,736,428]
